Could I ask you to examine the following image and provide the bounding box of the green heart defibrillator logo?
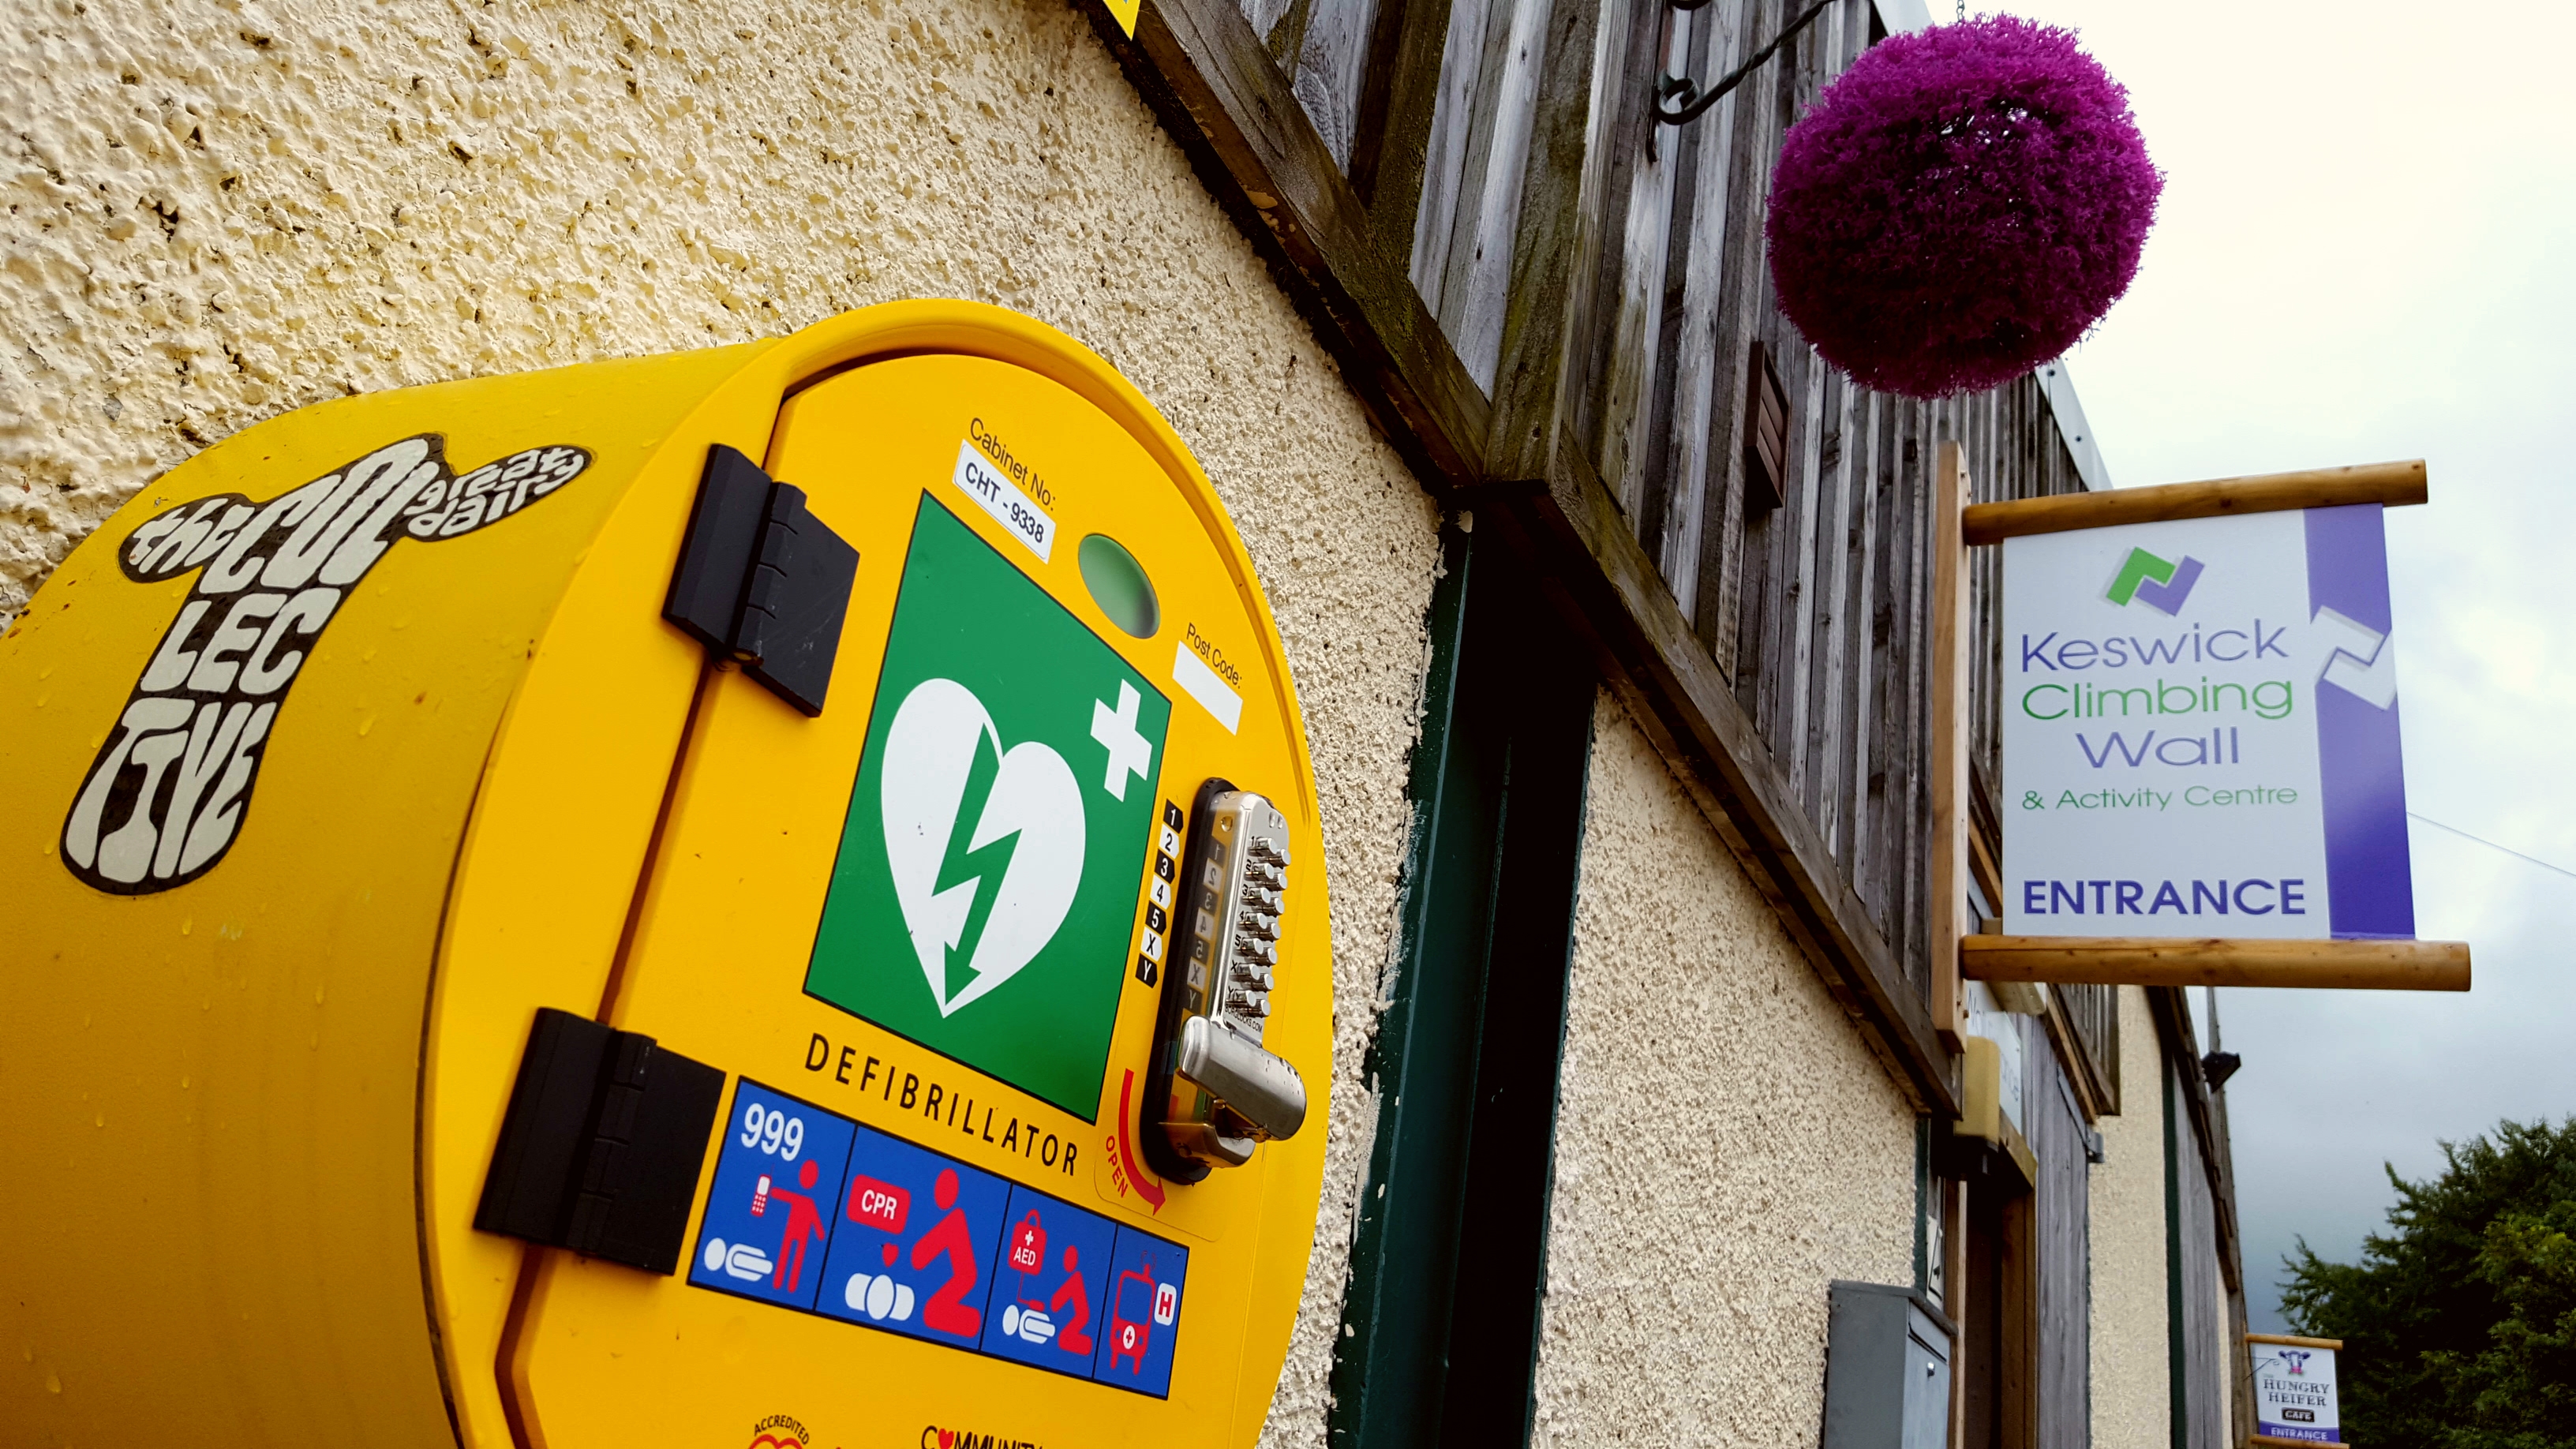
[807,496,1170,1118]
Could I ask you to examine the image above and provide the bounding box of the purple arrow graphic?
[2132,556,2203,615]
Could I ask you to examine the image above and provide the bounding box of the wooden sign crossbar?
[1963,459,2428,544]
[1927,449,2469,1005]
[1964,934,2469,991]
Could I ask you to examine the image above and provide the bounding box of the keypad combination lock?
[1143,779,1310,1182]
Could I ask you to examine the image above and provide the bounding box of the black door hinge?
[474,1008,726,1275]
[663,444,859,716]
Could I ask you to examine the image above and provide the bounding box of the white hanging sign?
[2249,1338,2341,1443]
[2001,505,2414,940]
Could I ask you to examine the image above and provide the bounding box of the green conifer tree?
[2281,1118,2576,1448]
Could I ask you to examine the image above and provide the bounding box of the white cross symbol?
[1090,680,1153,802]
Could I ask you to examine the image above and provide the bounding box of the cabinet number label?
[951,440,1055,563]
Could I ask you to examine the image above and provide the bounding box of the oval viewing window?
[1079,533,1160,639]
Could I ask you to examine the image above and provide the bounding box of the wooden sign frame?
[1930,454,2469,996]
[2247,1332,2346,1447]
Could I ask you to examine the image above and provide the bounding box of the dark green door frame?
[1328,523,1597,1449]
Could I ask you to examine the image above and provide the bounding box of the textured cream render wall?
[0,1,1441,1440]
[1530,694,1917,1444]
[2091,985,2173,1449]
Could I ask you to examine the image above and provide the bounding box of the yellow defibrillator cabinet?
[0,302,1331,1449]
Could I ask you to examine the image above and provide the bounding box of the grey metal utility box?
[1822,1279,1956,1449]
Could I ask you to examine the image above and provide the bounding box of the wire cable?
[2409,811,2576,883]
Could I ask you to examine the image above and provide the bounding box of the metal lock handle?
[1175,1015,1308,1142]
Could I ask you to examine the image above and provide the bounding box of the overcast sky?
[1988,0,2576,1330]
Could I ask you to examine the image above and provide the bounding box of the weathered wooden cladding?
[1095,0,1494,492]
[1406,0,1551,389]
[2027,1025,2094,1443]
[2046,968,2121,1117]
[1100,0,2117,1113]
[2156,985,2242,1447]
[1563,0,2113,1088]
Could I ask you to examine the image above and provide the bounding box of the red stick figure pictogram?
[770,1159,827,1294]
[1051,1245,1095,1355]
[911,1167,983,1337]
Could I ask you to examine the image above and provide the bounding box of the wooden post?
[1962,935,2470,991]
[1929,442,1971,1050]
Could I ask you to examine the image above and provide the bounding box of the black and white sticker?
[61,433,589,893]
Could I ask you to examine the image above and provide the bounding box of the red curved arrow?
[1115,1069,1166,1211]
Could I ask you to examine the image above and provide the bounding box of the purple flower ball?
[1765,16,2162,399]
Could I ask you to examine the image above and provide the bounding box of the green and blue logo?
[2105,547,2204,616]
